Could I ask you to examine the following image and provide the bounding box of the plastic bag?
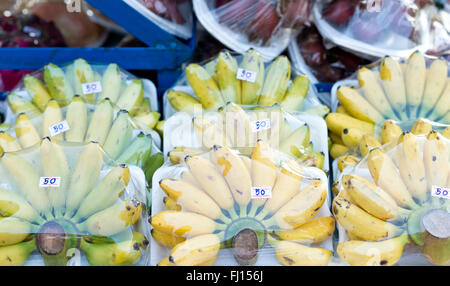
[163,104,330,173]
[0,139,150,266]
[313,0,446,59]
[164,49,328,119]
[333,131,450,266]
[326,52,450,159]
[3,58,160,131]
[150,141,334,266]
[193,0,311,61]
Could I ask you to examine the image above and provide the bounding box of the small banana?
[133,111,161,130]
[103,110,133,160]
[0,238,36,266]
[279,124,310,158]
[23,75,52,111]
[330,144,349,159]
[341,128,364,149]
[192,116,231,150]
[151,228,185,248]
[14,113,40,149]
[0,132,21,152]
[337,86,385,124]
[115,132,153,166]
[332,197,402,241]
[337,234,410,266]
[85,98,114,145]
[379,57,408,119]
[405,52,426,118]
[380,120,402,145]
[359,134,382,157]
[167,90,201,114]
[43,63,74,107]
[258,56,291,106]
[411,118,432,135]
[270,238,332,266]
[337,155,360,173]
[186,64,224,110]
[419,59,448,118]
[149,211,217,238]
[168,147,203,165]
[164,196,181,211]
[72,58,96,103]
[273,216,335,244]
[423,131,449,190]
[98,63,122,103]
[64,95,87,143]
[116,79,144,116]
[240,49,265,105]
[7,93,41,118]
[218,102,251,148]
[215,51,241,104]
[280,75,309,112]
[78,199,142,236]
[0,217,32,246]
[168,234,220,266]
[0,187,41,223]
[42,99,64,140]
[429,79,450,121]
[325,113,374,136]
[81,238,141,266]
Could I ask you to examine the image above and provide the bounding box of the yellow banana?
[240,49,265,105]
[337,86,385,124]
[429,79,450,121]
[15,113,40,149]
[357,67,396,119]
[341,128,364,148]
[280,75,309,112]
[251,140,278,209]
[0,217,32,246]
[379,57,407,119]
[258,56,291,106]
[368,148,418,209]
[64,95,87,143]
[443,126,450,138]
[43,63,74,107]
[419,59,448,118]
[271,239,331,266]
[336,105,349,115]
[326,113,374,136]
[0,187,41,223]
[405,52,426,118]
[337,155,360,173]
[330,144,349,159]
[98,63,122,103]
[164,196,181,211]
[42,99,63,140]
[186,64,224,110]
[271,180,327,230]
[85,98,114,145]
[81,238,141,266]
[192,116,231,150]
[0,132,21,152]
[359,134,382,157]
[23,75,52,111]
[150,210,217,238]
[168,234,220,266]
[133,111,160,130]
[215,51,241,104]
[7,93,41,118]
[381,120,402,145]
[332,197,402,241]
[157,256,175,266]
[168,147,203,164]
[423,131,449,189]
[329,132,344,145]
[273,216,335,244]
[411,118,432,135]
[179,171,200,188]
[210,145,252,206]
[337,234,410,266]
[218,102,251,148]
[167,90,202,114]
[72,58,96,103]
[116,79,144,116]
[0,238,36,266]
[151,228,185,248]
[78,199,142,236]
[160,178,223,220]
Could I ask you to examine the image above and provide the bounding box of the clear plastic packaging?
[193,0,311,61]
[163,105,330,173]
[0,139,150,266]
[334,131,450,266]
[326,52,450,160]
[123,0,194,39]
[4,58,160,132]
[163,49,327,119]
[313,0,443,59]
[150,142,334,266]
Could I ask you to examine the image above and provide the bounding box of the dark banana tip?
[159,179,164,186]
[133,242,140,251]
[143,239,149,246]
[320,152,325,155]
[103,97,111,101]
[148,217,152,224]
[213,145,222,151]
[74,94,81,98]
[343,128,349,134]
[118,109,129,115]
[119,163,127,168]
[257,139,263,143]
[168,256,175,263]
[184,155,191,162]
[162,197,168,204]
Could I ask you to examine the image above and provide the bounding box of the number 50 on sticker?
[431,186,449,200]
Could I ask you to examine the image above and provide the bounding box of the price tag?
[237,68,257,83]
[431,186,450,200]
[251,187,272,199]
[251,119,271,132]
[81,81,102,94]
[49,120,70,137]
[40,177,61,188]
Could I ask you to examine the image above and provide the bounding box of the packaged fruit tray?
[163,49,328,119]
[123,0,194,39]
[312,0,429,59]
[163,104,330,174]
[150,142,334,266]
[3,59,160,134]
[193,0,301,62]
[333,132,450,266]
[0,140,150,266]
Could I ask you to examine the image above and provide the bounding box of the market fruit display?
[6,58,161,131]
[165,103,327,171]
[150,141,334,266]
[0,139,148,266]
[327,52,450,159]
[0,98,163,186]
[333,131,450,266]
[166,49,329,117]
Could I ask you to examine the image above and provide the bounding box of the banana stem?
[239,205,247,217]
[227,206,239,220]
[218,213,232,224]
[215,222,227,231]
[247,204,259,218]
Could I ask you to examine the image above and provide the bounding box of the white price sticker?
[49,120,70,137]
[251,187,272,199]
[237,68,257,83]
[40,177,61,188]
[81,81,102,94]
[251,119,271,132]
[431,186,450,200]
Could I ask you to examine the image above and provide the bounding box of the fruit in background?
[279,0,311,29]
[246,0,281,44]
[323,0,358,24]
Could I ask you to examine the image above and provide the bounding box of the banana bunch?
[167,49,329,117]
[150,141,334,266]
[0,97,163,187]
[328,52,450,159]
[166,102,326,170]
[7,58,161,132]
[333,131,450,266]
[0,140,147,266]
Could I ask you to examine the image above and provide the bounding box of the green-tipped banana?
[23,75,52,111]
[80,238,141,266]
[258,56,291,106]
[133,111,160,130]
[103,110,133,160]
[7,93,41,118]
[0,187,42,223]
[43,63,74,107]
[0,238,36,266]
[116,79,144,116]
[215,50,241,104]
[115,132,153,167]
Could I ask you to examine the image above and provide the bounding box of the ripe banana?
[332,197,402,241]
[168,147,203,164]
[81,238,141,266]
[15,113,40,149]
[337,86,385,124]
[64,95,87,143]
[43,63,74,107]
[160,178,223,220]
[72,58,96,103]
[326,113,374,136]
[7,93,41,118]
[0,217,32,246]
[215,51,241,104]
[359,134,381,157]
[116,79,144,116]
[423,131,449,190]
[167,90,201,114]
[405,52,426,118]
[258,56,291,106]
[330,144,349,159]
[85,98,114,145]
[186,64,224,110]
[411,118,432,135]
[0,187,41,223]
[381,120,402,145]
[78,199,142,236]
[0,238,36,266]
[151,228,185,248]
[218,102,251,148]
[379,57,407,120]
[185,155,234,210]
[240,49,264,105]
[419,59,448,118]
[337,234,410,266]
[429,79,450,121]
[42,99,63,140]
[368,148,418,209]
[23,75,51,111]
[98,63,122,103]
[341,128,364,148]
[0,132,21,152]
[164,196,181,211]
[192,116,231,150]
[168,234,220,266]
[270,238,332,266]
[337,155,360,173]
[133,111,161,130]
[280,75,309,112]
[150,210,217,238]
[73,165,130,221]
[273,216,335,244]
